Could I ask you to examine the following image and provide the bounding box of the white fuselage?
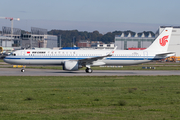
[3,27,174,73]
[4,49,164,66]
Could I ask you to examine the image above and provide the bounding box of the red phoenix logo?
[159,35,169,46]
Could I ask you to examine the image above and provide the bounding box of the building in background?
[0,27,57,49]
[97,43,115,49]
[1,26,21,47]
[21,27,57,49]
[115,32,155,50]
[115,26,180,58]
[0,36,14,47]
[77,40,91,48]
[91,41,103,48]
[78,40,115,49]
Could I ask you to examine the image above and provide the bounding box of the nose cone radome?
[3,57,11,64]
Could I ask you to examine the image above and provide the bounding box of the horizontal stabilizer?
[156,52,175,56]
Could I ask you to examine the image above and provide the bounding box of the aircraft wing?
[79,46,117,64]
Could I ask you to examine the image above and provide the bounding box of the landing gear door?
[143,51,148,60]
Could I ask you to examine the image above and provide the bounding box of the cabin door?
[143,51,148,60]
[20,50,26,64]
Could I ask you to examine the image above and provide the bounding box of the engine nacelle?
[63,61,79,71]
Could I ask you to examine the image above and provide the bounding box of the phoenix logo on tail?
[159,35,169,46]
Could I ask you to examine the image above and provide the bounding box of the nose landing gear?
[21,65,26,72]
[21,69,25,72]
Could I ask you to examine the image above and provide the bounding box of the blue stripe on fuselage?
[4,56,162,61]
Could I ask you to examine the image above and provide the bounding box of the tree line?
[48,30,155,47]
[0,29,155,48]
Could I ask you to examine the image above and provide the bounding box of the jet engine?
[63,61,79,71]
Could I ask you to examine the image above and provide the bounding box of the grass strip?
[0,76,180,119]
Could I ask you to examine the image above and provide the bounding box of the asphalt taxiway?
[0,68,180,76]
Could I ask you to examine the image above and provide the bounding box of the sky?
[0,0,180,33]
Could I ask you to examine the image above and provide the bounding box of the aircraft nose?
[3,57,7,62]
[3,57,10,64]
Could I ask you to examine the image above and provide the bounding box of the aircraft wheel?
[21,69,25,72]
[88,68,93,73]
[85,68,93,73]
[85,68,88,73]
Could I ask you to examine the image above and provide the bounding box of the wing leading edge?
[79,46,117,65]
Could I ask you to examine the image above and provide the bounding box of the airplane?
[3,27,174,73]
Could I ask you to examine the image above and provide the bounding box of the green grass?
[0,59,4,62]
[0,76,180,119]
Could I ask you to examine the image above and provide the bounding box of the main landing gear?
[85,68,93,73]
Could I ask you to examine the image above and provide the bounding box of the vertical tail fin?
[146,27,173,52]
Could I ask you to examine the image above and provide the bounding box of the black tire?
[88,68,93,73]
[21,69,25,72]
[85,68,89,73]
[85,68,93,73]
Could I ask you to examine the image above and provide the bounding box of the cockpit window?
[9,53,16,56]
[9,53,13,56]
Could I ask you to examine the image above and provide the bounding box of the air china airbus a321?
[4,27,174,73]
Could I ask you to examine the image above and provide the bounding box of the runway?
[0,68,180,76]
